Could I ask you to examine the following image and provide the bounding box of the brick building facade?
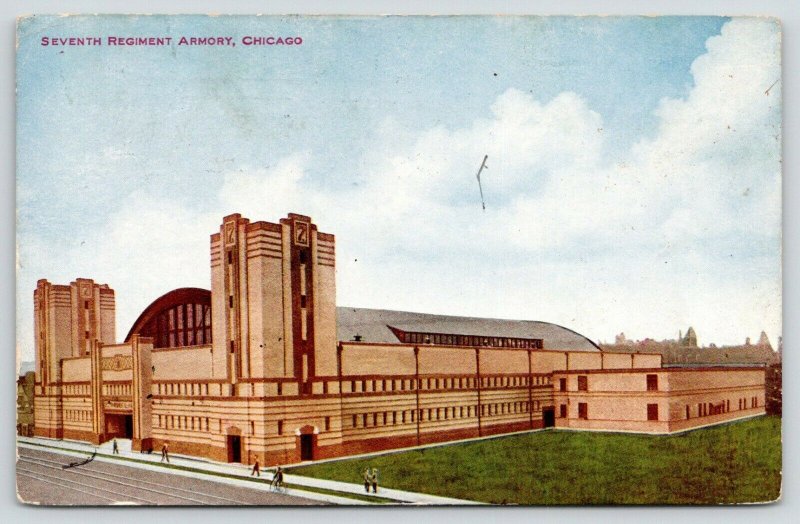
[33,213,766,466]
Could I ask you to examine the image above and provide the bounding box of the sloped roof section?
[336,307,599,351]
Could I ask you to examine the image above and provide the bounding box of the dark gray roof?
[336,307,599,352]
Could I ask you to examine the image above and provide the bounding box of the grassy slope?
[290,416,782,505]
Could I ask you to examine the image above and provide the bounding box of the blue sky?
[16,15,781,361]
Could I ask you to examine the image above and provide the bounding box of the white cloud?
[16,19,782,361]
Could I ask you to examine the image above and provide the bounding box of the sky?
[16,15,782,362]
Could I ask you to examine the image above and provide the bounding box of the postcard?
[16,14,781,505]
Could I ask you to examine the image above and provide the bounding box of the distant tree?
[765,363,782,416]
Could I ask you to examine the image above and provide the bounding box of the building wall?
[552,368,765,434]
[32,213,768,466]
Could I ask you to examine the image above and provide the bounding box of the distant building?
[601,326,779,367]
[33,213,767,465]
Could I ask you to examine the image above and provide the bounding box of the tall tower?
[33,278,115,438]
[210,213,336,390]
[34,278,116,386]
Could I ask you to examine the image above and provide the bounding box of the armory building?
[33,213,766,465]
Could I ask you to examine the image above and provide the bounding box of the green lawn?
[290,416,782,505]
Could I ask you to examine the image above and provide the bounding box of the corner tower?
[34,278,116,386]
[209,213,336,391]
[33,278,115,438]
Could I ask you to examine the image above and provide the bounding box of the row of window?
[346,375,551,394]
[350,401,543,429]
[64,409,91,422]
[157,382,211,396]
[559,374,659,393]
[156,415,334,437]
[104,384,131,397]
[63,384,90,396]
[400,331,544,349]
[559,396,760,423]
[143,302,212,349]
[157,414,212,432]
[559,403,660,421]
[151,375,557,398]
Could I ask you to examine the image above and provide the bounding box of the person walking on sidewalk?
[270,466,284,491]
[112,438,119,455]
[161,442,170,463]
[363,467,371,493]
[371,467,379,494]
[251,457,260,477]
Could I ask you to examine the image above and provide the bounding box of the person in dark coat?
[251,457,261,477]
[112,438,119,454]
[371,468,379,493]
[270,466,284,490]
[161,442,170,463]
[363,467,371,493]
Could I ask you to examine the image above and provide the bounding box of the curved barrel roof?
[336,307,599,351]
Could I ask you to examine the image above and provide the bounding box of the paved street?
[17,446,324,506]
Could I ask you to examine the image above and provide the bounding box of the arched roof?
[125,287,211,343]
[336,307,600,352]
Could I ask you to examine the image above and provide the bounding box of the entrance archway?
[226,426,243,463]
[295,425,318,461]
[105,414,133,439]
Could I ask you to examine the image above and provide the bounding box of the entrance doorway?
[105,414,133,439]
[300,434,314,461]
[227,435,242,463]
[542,407,555,428]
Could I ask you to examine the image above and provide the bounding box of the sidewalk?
[17,436,480,505]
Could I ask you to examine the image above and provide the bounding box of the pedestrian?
[112,438,119,455]
[251,457,260,477]
[270,466,284,491]
[363,467,371,493]
[371,467,379,494]
[161,442,170,463]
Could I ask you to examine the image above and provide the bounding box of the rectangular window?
[559,378,567,391]
[229,295,234,308]
[352,414,357,427]
[325,416,330,431]
[646,374,658,391]
[577,375,588,391]
[686,405,690,419]
[647,404,659,421]
[560,404,567,418]
[278,420,283,435]
[578,403,588,420]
